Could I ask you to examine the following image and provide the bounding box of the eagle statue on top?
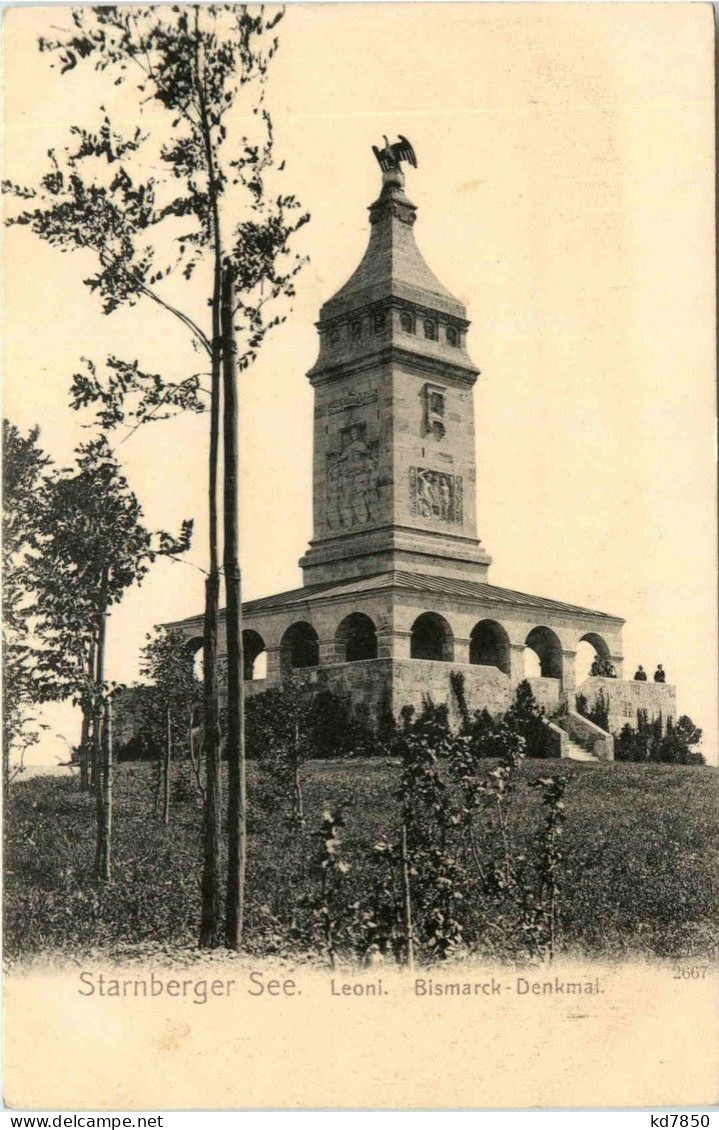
[372,135,418,174]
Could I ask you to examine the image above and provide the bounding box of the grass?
[4,757,718,966]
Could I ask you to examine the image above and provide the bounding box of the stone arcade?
[166,142,676,760]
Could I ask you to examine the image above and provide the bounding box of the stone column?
[265,646,283,684]
[318,636,337,666]
[453,637,471,665]
[377,629,412,660]
[508,644,526,687]
[561,649,577,704]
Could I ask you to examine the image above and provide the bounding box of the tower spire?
[299,141,491,586]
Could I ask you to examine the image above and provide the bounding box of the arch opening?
[525,626,563,680]
[280,621,319,674]
[469,619,511,675]
[243,629,267,681]
[187,635,204,683]
[335,612,378,663]
[410,611,453,662]
[578,632,613,679]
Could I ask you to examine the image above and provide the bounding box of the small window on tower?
[400,311,414,334]
[351,319,362,338]
[423,383,446,439]
[374,311,386,333]
[446,326,459,347]
[424,320,437,341]
[329,327,340,344]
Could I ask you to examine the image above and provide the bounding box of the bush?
[246,683,373,762]
[505,680,554,758]
[576,688,610,731]
[614,712,705,765]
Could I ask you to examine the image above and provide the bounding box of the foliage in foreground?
[614,712,705,765]
[575,690,705,765]
[1,421,51,787]
[5,757,717,967]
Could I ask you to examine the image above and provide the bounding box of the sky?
[3,3,717,764]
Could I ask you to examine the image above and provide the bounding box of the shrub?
[613,712,705,765]
[577,688,610,731]
[505,680,554,758]
[246,683,373,763]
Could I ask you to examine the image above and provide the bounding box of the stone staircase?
[552,710,614,762]
[563,734,598,762]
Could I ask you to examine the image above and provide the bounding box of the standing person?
[634,665,648,681]
[654,664,666,683]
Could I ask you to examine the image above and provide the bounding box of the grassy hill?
[4,758,718,965]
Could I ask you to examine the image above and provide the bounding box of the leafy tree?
[614,722,637,762]
[306,690,373,759]
[1,420,51,789]
[246,678,320,825]
[468,710,526,763]
[139,627,203,822]
[575,687,610,731]
[394,698,453,758]
[449,669,471,732]
[614,712,704,765]
[247,683,372,761]
[4,3,309,948]
[505,680,553,759]
[670,715,704,762]
[652,715,704,765]
[31,435,192,877]
[592,688,610,732]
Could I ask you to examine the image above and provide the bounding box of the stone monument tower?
[300,136,490,587]
[165,138,677,755]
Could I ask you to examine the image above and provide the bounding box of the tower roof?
[320,175,467,324]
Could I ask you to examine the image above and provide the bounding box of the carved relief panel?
[326,421,380,530]
[409,466,463,525]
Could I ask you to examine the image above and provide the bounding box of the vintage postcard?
[2,1,717,1112]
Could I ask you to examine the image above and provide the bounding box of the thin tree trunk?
[321,867,336,971]
[2,730,9,796]
[80,640,96,792]
[163,704,172,825]
[292,719,304,825]
[199,574,221,947]
[87,711,96,793]
[400,822,414,971]
[78,706,90,790]
[292,763,304,827]
[221,262,246,950]
[188,708,204,799]
[153,742,162,817]
[548,879,556,963]
[98,697,113,882]
[94,568,109,878]
[196,7,224,948]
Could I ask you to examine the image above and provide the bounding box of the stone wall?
[544,720,568,759]
[287,657,512,730]
[526,677,561,715]
[391,659,510,730]
[294,658,395,729]
[577,677,677,735]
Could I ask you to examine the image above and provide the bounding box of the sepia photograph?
[2,0,717,1111]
